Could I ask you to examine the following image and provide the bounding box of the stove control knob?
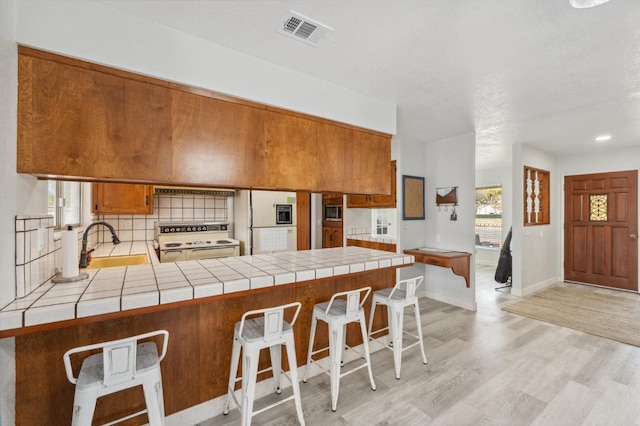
[187,227,191,232]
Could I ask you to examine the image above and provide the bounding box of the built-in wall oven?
[155,221,240,263]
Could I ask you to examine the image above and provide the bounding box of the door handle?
[630,234,638,239]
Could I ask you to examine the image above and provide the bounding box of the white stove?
[155,221,240,263]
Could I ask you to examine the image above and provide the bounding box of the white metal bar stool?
[63,330,169,426]
[303,287,376,412]
[223,301,305,426]
[368,276,428,379]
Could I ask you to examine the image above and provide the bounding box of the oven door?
[187,246,239,261]
[160,248,187,263]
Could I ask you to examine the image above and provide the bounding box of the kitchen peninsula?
[0,246,413,425]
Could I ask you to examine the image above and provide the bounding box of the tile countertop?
[0,246,413,332]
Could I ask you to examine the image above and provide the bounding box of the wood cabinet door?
[18,55,125,178]
[92,183,153,214]
[171,91,262,187]
[370,160,397,207]
[117,79,172,181]
[316,123,347,192]
[345,131,391,195]
[346,195,370,208]
[322,223,343,248]
[259,111,317,190]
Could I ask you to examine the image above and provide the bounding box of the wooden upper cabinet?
[258,111,317,190]
[370,160,397,207]
[92,183,153,215]
[18,54,125,178]
[118,79,172,181]
[171,91,262,188]
[17,47,392,194]
[316,123,347,192]
[347,160,396,208]
[18,54,171,181]
[345,130,391,195]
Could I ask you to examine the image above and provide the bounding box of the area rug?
[502,286,640,347]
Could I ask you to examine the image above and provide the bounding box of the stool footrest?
[103,409,148,426]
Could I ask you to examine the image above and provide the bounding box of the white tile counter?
[0,246,413,332]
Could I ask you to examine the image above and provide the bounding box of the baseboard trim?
[513,276,558,297]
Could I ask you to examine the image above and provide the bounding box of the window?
[475,186,502,248]
[48,181,82,228]
[372,209,395,237]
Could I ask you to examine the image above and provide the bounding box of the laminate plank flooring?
[200,265,640,425]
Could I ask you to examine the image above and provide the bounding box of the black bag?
[494,227,512,284]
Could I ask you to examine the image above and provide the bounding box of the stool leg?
[224,338,242,415]
[367,299,377,341]
[340,323,347,367]
[358,312,377,391]
[71,389,97,426]
[241,347,260,426]
[391,305,404,379]
[284,337,305,426]
[303,312,318,383]
[386,305,394,347]
[142,367,165,426]
[329,319,344,412]
[414,301,428,365]
[269,344,282,394]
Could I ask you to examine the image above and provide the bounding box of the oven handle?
[161,249,184,253]
[191,246,232,251]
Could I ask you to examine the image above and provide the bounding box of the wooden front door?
[564,170,638,291]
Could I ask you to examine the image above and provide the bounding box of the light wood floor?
[201,265,640,425]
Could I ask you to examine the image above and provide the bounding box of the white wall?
[397,134,476,310]
[15,0,396,136]
[511,144,559,297]
[0,1,17,424]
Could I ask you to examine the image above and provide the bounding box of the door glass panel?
[589,194,608,221]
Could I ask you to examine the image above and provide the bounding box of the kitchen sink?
[84,254,148,269]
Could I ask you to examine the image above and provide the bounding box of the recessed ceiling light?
[570,0,610,8]
[595,135,612,142]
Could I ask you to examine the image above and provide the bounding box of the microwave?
[324,205,343,221]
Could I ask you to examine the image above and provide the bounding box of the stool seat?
[303,287,376,412]
[223,302,305,426]
[235,317,293,343]
[63,330,169,426]
[368,276,428,380]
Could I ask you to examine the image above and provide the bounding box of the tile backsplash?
[93,193,229,243]
[15,215,57,298]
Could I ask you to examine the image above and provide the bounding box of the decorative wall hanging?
[524,166,550,225]
[402,175,425,220]
[436,186,458,220]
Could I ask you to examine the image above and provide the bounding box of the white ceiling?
[93,0,640,170]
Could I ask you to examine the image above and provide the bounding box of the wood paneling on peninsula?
[17,46,391,194]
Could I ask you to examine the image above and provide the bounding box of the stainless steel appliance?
[155,221,240,263]
[234,190,297,255]
[324,205,342,221]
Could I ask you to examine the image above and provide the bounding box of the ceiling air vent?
[277,11,334,47]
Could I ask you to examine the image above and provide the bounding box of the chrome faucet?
[79,221,121,268]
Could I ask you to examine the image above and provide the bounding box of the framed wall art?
[402,175,425,220]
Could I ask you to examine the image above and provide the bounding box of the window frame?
[48,180,82,229]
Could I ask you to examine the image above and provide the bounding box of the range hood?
[154,186,235,196]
